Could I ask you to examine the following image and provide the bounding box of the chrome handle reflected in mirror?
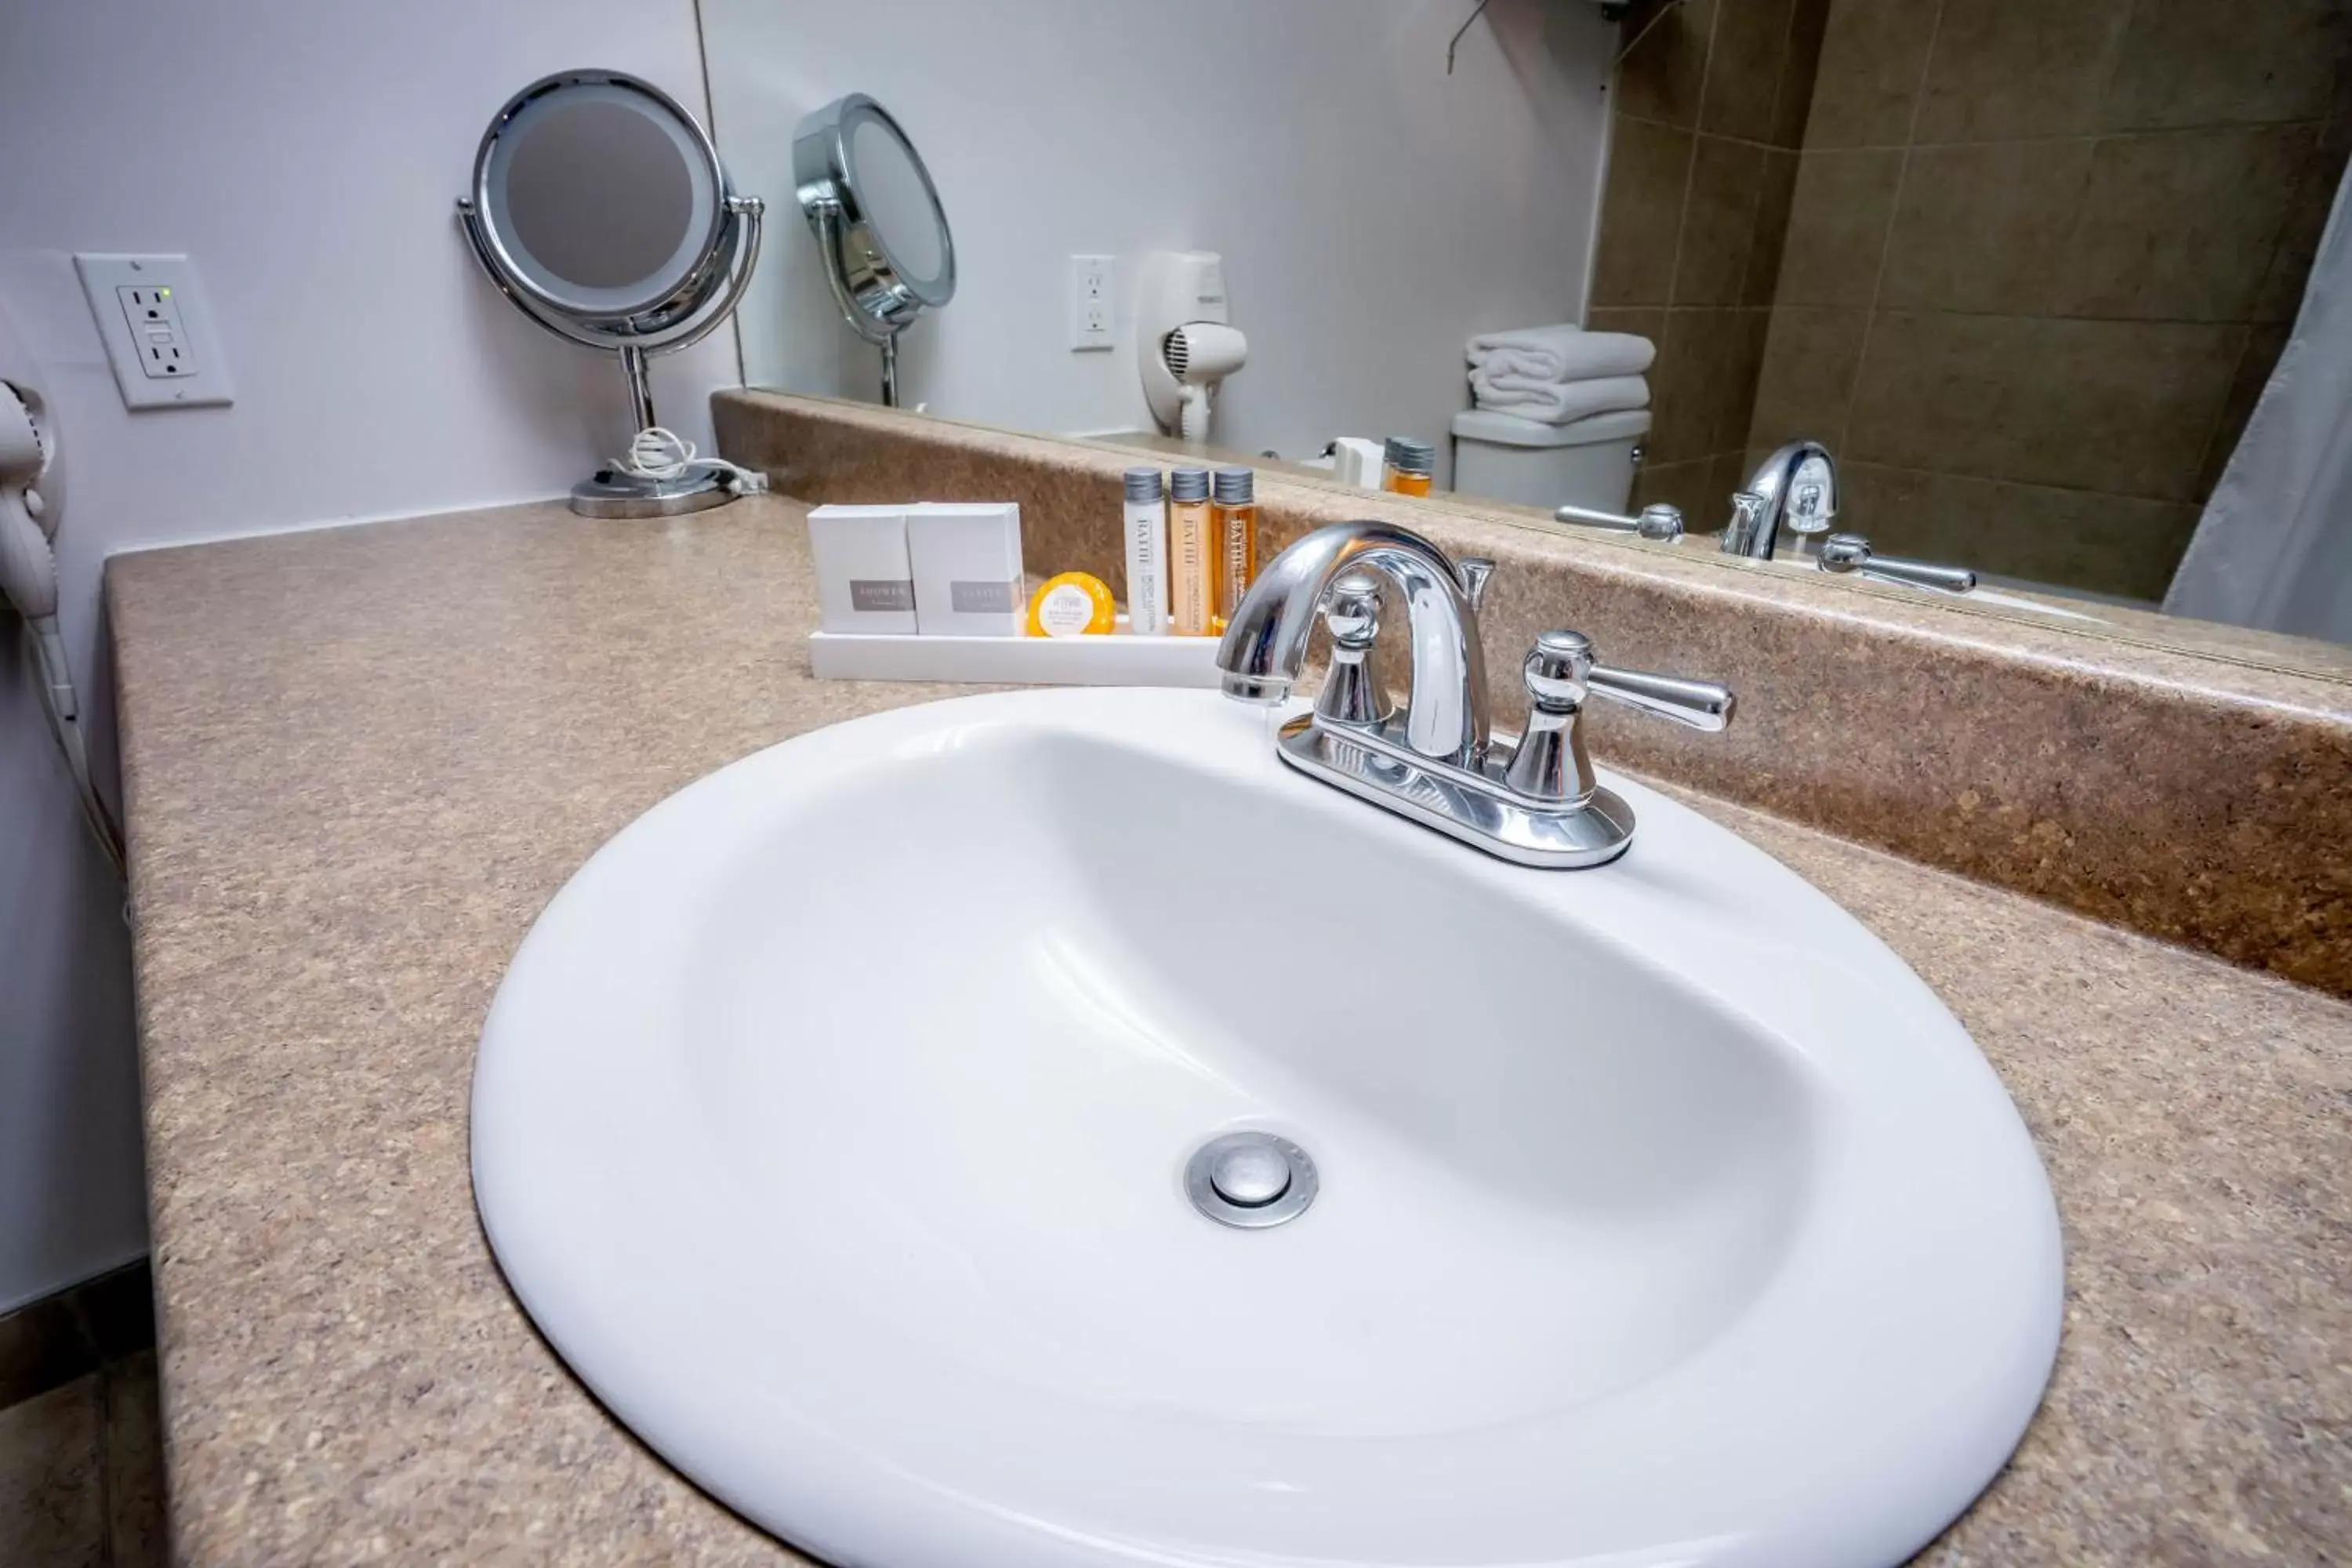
[1819,533,1979,595]
[1552,502,1686,542]
[1640,504,1687,542]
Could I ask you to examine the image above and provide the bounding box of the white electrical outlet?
[1066,254,1114,352]
[117,285,195,379]
[74,253,234,411]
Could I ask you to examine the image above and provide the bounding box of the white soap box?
[906,501,1025,637]
[804,504,917,634]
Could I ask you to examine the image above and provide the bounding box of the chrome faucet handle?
[1588,663,1737,731]
[1455,556,1496,615]
[1819,532,1977,595]
[1321,570,1383,647]
[1502,630,1734,803]
[1503,630,1602,804]
[1526,631,1737,727]
[1313,570,1388,727]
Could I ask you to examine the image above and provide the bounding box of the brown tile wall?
[1741,0,2352,601]
[1588,0,1833,521]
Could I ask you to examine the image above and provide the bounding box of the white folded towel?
[1467,325,1655,383]
[1468,371,1650,425]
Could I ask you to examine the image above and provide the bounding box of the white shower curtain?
[2165,158,2352,643]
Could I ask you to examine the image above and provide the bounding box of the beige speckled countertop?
[111,496,2352,1564]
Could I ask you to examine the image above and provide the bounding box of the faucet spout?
[1215,521,1490,765]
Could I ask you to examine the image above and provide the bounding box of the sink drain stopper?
[1185,1131,1318,1229]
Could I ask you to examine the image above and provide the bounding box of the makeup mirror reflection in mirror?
[849,115,947,288]
[788,93,957,407]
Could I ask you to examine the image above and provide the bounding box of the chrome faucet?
[1215,521,1733,869]
[1722,439,1977,593]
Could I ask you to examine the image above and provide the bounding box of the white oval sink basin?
[474,686,2062,1567]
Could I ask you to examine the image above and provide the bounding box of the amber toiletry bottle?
[1381,436,1435,496]
[1170,467,1215,635]
[1212,466,1258,626]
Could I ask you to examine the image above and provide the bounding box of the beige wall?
[1588,0,1833,523]
[1746,0,2351,600]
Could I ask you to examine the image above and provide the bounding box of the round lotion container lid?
[1124,466,1164,503]
[1212,466,1254,505]
[1382,437,1435,477]
[1170,467,1210,503]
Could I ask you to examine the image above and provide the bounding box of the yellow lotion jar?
[1027,572,1116,637]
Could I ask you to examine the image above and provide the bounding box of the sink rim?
[473,685,2064,1568]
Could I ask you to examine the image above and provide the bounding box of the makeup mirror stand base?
[565,343,735,519]
[569,470,733,521]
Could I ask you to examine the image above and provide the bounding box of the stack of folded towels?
[1466,324,1655,424]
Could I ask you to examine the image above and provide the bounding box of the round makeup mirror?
[792,94,956,406]
[458,69,765,517]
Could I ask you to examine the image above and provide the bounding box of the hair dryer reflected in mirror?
[1138,250,1246,444]
[1161,322,1248,444]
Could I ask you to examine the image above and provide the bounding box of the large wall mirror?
[699,0,2352,671]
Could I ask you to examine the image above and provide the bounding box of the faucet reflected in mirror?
[1720,439,1838,562]
[1554,438,1980,597]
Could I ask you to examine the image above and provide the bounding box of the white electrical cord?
[24,621,123,874]
[0,380,125,875]
[609,426,770,495]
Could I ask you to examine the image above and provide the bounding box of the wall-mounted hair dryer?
[0,295,122,869]
[1138,250,1247,442]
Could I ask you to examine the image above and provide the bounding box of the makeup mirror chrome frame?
[456,68,764,518]
[791,93,957,408]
